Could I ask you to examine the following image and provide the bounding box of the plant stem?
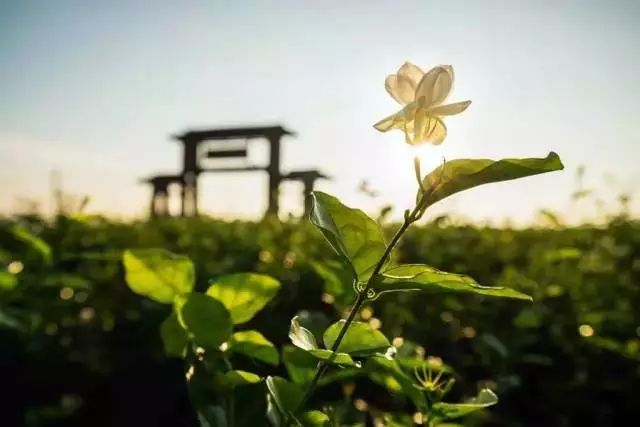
[297,209,417,412]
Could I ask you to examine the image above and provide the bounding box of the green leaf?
[310,259,354,307]
[228,330,279,365]
[373,264,532,301]
[0,271,18,290]
[367,356,427,411]
[180,293,232,349]
[323,320,390,355]
[307,349,358,367]
[10,225,52,264]
[206,273,280,324]
[123,249,194,304]
[282,345,318,385]
[266,376,304,418]
[310,191,387,282]
[432,389,498,420]
[216,370,261,388]
[160,313,189,357]
[289,316,318,351]
[299,410,331,426]
[418,152,563,209]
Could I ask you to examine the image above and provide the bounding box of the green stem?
[296,207,418,413]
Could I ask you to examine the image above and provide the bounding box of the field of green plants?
[1,212,638,426]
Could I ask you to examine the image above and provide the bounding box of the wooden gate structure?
[143,125,328,218]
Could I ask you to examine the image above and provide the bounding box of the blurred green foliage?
[1,213,638,426]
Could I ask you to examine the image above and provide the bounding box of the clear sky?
[1,0,638,223]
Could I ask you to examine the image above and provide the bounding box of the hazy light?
[59,287,74,300]
[392,337,404,348]
[360,307,373,320]
[579,324,595,337]
[321,293,335,304]
[79,307,95,321]
[7,261,23,274]
[354,398,368,411]
[368,317,382,329]
[462,326,477,338]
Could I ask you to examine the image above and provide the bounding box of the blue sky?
[1,0,638,223]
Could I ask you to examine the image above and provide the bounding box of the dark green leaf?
[180,293,232,349]
[432,389,498,420]
[366,356,427,411]
[374,264,532,301]
[206,273,280,324]
[323,320,390,355]
[123,249,194,304]
[266,376,304,418]
[160,313,189,357]
[282,345,318,385]
[418,152,563,209]
[228,330,279,365]
[310,191,387,282]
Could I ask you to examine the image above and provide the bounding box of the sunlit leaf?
[0,271,18,290]
[310,259,354,307]
[160,313,189,357]
[299,410,331,426]
[216,370,261,388]
[228,330,279,365]
[310,191,387,282]
[373,264,532,301]
[432,389,498,420]
[289,316,318,351]
[307,349,358,367]
[180,293,232,349]
[123,249,194,304]
[323,320,390,355]
[418,152,563,209]
[206,273,280,324]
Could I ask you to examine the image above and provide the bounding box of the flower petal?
[415,65,454,107]
[373,110,405,132]
[428,100,471,116]
[385,74,415,105]
[397,61,424,88]
[424,117,447,145]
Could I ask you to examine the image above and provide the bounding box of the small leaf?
[299,410,331,426]
[160,313,189,357]
[374,264,532,301]
[289,316,318,351]
[123,249,194,304]
[433,389,498,420]
[310,259,354,307]
[307,349,358,367]
[216,370,261,388]
[310,192,387,282]
[418,152,564,209]
[228,330,279,365]
[323,320,390,355]
[266,376,304,419]
[180,293,232,349]
[206,273,280,324]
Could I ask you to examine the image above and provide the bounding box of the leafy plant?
[121,61,563,426]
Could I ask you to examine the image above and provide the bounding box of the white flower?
[374,62,471,145]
